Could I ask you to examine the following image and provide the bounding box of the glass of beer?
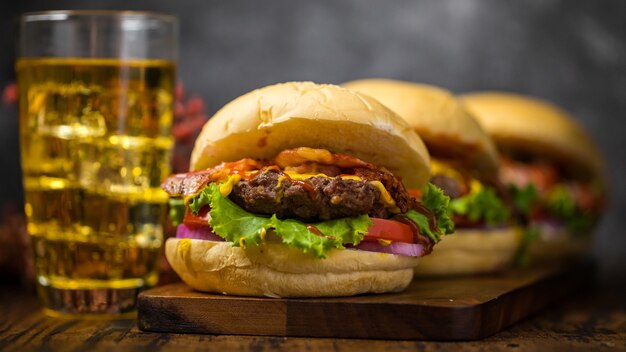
[17,11,177,318]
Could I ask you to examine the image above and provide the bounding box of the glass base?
[37,283,142,319]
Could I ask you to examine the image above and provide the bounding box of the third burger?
[460,92,606,264]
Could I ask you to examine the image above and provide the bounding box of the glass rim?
[21,10,177,23]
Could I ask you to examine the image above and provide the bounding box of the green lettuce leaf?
[200,182,371,258]
[449,185,510,226]
[515,226,541,266]
[422,183,455,235]
[271,215,371,257]
[509,183,539,217]
[547,185,594,234]
[188,187,212,214]
[403,183,455,244]
[184,179,454,256]
[168,198,186,226]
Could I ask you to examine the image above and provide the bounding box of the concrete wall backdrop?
[1,0,625,280]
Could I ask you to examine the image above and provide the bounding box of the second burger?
[343,79,520,276]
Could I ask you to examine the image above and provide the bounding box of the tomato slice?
[183,206,211,228]
[183,207,415,243]
[363,218,414,244]
[408,188,422,198]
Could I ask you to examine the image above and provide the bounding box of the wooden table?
[1,282,624,351]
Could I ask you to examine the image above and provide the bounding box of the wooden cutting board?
[137,260,593,340]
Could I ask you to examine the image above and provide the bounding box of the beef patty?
[229,169,403,221]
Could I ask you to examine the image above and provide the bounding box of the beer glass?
[17,11,177,317]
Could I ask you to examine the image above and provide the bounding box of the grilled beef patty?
[229,170,389,221]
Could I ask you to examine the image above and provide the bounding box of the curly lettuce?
[189,182,371,258]
[404,183,455,244]
[183,179,453,257]
[515,226,541,265]
[547,185,594,234]
[509,183,539,217]
[448,185,510,226]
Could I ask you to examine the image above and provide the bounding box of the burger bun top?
[343,79,500,177]
[191,81,431,189]
[460,91,604,182]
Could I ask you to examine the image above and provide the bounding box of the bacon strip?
[162,148,377,197]
[274,147,373,169]
[161,158,266,197]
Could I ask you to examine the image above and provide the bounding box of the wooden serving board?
[137,260,593,340]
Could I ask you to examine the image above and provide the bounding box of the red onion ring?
[176,224,224,241]
[176,224,425,257]
[349,241,426,257]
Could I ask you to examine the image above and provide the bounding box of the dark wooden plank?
[2,279,626,351]
[137,261,594,340]
[138,287,288,336]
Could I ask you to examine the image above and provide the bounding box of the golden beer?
[17,58,174,315]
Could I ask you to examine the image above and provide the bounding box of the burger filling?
[501,157,604,235]
[162,147,454,258]
[427,160,511,229]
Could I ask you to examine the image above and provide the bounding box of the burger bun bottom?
[165,238,419,298]
[527,224,590,264]
[413,227,522,276]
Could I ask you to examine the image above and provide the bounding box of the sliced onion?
[176,224,224,242]
[532,219,566,240]
[349,241,426,257]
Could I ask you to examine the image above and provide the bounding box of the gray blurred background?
[1,0,624,280]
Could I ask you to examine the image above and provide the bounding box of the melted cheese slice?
[369,181,400,212]
[432,159,484,196]
[431,159,464,183]
[283,171,362,181]
[184,168,400,213]
[219,174,242,197]
[280,171,400,212]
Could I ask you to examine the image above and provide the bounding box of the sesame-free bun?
[342,79,499,176]
[165,238,419,298]
[459,92,604,181]
[413,227,522,276]
[191,81,431,189]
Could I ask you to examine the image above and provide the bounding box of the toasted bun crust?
[343,79,499,176]
[459,92,604,181]
[166,238,419,298]
[191,81,430,189]
[413,227,522,276]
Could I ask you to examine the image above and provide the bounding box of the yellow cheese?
[276,171,362,203]
[283,171,362,181]
[469,179,483,194]
[219,174,242,197]
[276,176,286,202]
[278,171,401,213]
[178,238,196,275]
[259,227,267,241]
[369,180,401,213]
[377,239,392,246]
[431,159,464,182]
[179,238,191,258]
[183,174,242,205]
[432,159,485,196]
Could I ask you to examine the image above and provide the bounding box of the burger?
[460,92,606,263]
[343,79,520,275]
[162,82,454,297]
